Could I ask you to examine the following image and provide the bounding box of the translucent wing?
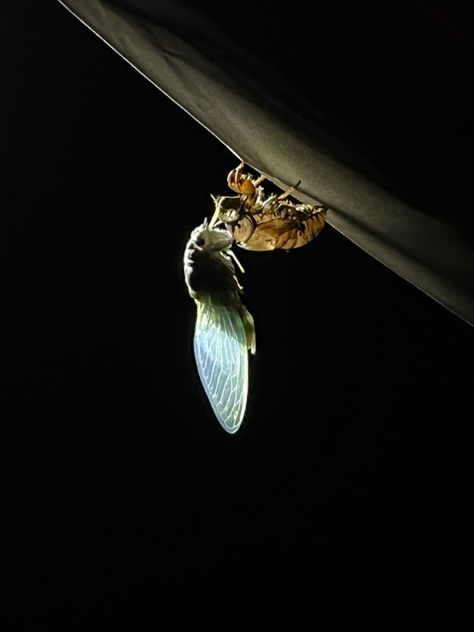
[194,296,249,434]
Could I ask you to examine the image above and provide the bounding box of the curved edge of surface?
[58,0,474,325]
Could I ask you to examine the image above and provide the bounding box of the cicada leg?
[277,180,302,201]
[252,174,266,187]
[209,197,222,229]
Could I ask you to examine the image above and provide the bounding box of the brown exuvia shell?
[216,163,328,251]
[230,203,326,251]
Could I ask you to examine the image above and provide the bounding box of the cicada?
[184,219,256,434]
[211,163,327,251]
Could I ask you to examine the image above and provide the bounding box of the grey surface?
[58,0,474,325]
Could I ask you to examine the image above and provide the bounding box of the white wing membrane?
[194,297,249,433]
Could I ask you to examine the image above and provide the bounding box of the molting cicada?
[184,219,256,434]
[184,163,327,433]
[211,163,327,251]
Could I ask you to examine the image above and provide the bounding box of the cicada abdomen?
[213,163,327,251]
[184,221,255,434]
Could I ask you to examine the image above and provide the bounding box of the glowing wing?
[194,297,249,434]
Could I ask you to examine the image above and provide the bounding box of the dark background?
[1,1,471,626]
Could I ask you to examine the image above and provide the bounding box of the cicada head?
[188,220,233,253]
[227,163,256,196]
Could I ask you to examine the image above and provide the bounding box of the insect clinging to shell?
[184,219,255,434]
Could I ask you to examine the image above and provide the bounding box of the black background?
[2,1,471,626]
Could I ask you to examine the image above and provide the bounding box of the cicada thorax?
[215,164,327,251]
[184,222,242,304]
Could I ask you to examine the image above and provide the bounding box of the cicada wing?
[194,297,249,434]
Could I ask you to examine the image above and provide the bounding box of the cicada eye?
[195,234,206,248]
